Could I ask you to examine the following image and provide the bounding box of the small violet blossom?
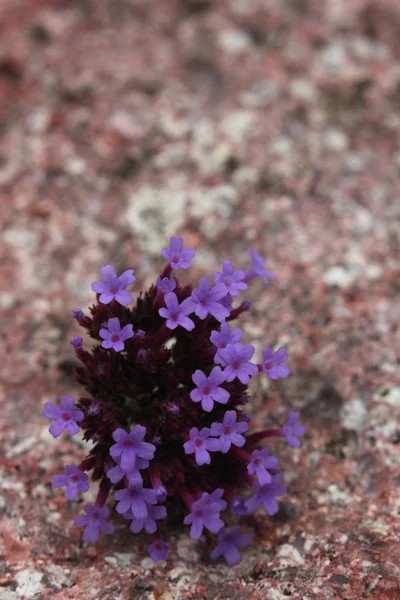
[231,496,248,516]
[73,504,115,543]
[217,343,258,384]
[245,475,287,516]
[210,322,243,363]
[52,465,89,500]
[244,248,277,285]
[214,261,248,297]
[210,526,252,567]
[70,335,83,349]
[183,427,220,466]
[109,426,155,471]
[148,540,169,562]
[42,396,84,438]
[99,317,134,352]
[247,448,279,486]
[159,292,195,331]
[91,265,135,306]
[187,277,230,322]
[73,308,84,321]
[210,411,248,453]
[156,276,176,294]
[114,482,157,519]
[106,455,149,486]
[190,367,230,412]
[184,491,225,539]
[261,347,290,380]
[282,412,305,447]
[162,236,195,270]
[125,504,167,534]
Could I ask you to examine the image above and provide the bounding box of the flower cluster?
[43,238,304,566]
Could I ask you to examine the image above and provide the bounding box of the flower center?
[111,334,120,343]
[232,359,240,370]
[122,438,134,449]
[194,509,204,519]
[264,360,273,370]
[109,283,119,294]
[61,411,72,421]
[194,438,203,448]
[254,457,262,467]
[223,426,232,436]
[172,255,179,264]
[71,474,81,483]
[202,385,211,395]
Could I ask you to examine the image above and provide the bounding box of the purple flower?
[214,261,248,297]
[184,492,225,539]
[210,526,252,567]
[156,276,176,294]
[244,248,277,285]
[210,322,243,364]
[126,504,167,534]
[219,293,233,311]
[210,410,248,453]
[91,265,135,306]
[114,482,157,519]
[149,540,169,562]
[217,343,258,384]
[261,347,290,379]
[99,317,134,352]
[110,426,156,471]
[73,504,115,543]
[73,308,84,321]
[247,448,279,486]
[52,465,89,500]
[190,367,230,412]
[231,496,248,516]
[183,427,220,466]
[158,292,195,331]
[70,335,83,349]
[282,412,305,447]
[186,277,230,322]
[245,474,287,516]
[106,455,149,485]
[162,236,195,270]
[42,396,84,438]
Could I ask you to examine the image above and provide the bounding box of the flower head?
[73,504,115,543]
[162,236,195,270]
[186,277,230,322]
[244,248,277,285]
[217,343,258,384]
[190,367,230,412]
[52,465,89,500]
[183,427,220,466]
[44,237,302,568]
[214,261,248,297]
[261,347,290,379]
[99,317,134,352]
[158,292,195,331]
[210,411,248,453]
[210,526,252,567]
[42,396,84,438]
[282,412,305,447]
[247,448,279,486]
[149,540,169,562]
[91,265,135,306]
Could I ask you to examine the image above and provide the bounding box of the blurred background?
[1,1,399,599]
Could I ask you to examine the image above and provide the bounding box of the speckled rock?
[1,0,400,599]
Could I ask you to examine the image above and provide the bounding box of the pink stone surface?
[1,0,399,598]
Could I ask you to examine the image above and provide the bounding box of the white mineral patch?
[340,398,367,431]
[15,570,43,599]
[276,544,305,566]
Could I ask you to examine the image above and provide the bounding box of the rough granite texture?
[1,0,399,599]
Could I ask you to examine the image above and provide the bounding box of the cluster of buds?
[43,238,304,566]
